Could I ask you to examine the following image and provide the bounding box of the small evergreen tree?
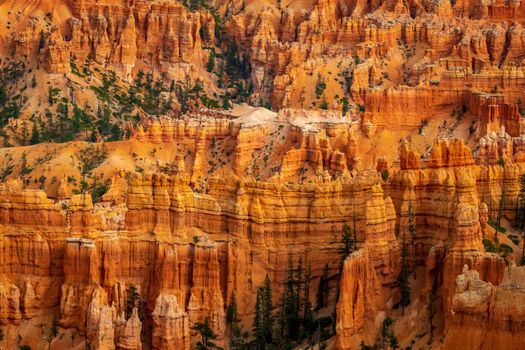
[303,264,314,334]
[30,121,41,145]
[226,292,237,332]
[408,200,417,278]
[427,281,436,344]
[317,264,329,309]
[380,317,398,350]
[207,48,216,73]
[399,231,411,315]
[192,317,223,350]
[496,187,505,236]
[262,274,273,343]
[20,120,29,145]
[50,315,58,338]
[253,289,265,350]
[339,223,355,261]
[39,31,45,50]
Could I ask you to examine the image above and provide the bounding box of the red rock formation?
[115,308,142,350]
[335,247,383,349]
[444,264,525,350]
[151,294,190,350]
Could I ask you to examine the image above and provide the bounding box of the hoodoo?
[0,0,524,349]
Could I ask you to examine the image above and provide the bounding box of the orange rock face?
[1,0,525,349]
[444,264,525,350]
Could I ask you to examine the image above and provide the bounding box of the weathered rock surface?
[444,264,525,350]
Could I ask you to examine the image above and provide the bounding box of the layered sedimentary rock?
[0,102,523,348]
[335,248,383,350]
[151,294,190,350]
[1,1,525,348]
[6,0,215,80]
[444,264,525,350]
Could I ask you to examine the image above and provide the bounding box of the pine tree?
[389,335,399,349]
[207,48,216,73]
[427,275,437,344]
[339,224,355,261]
[50,315,58,338]
[262,274,272,344]
[253,288,265,350]
[399,232,411,315]
[30,121,41,145]
[295,257,303,325]
[496,187,505,237]
[227,292,248,350]
[192,317,223,350]
[303,264,314,333]
[408,200,417,279]
[20,120,29,146]
[38,30,45,50]
[380,316,397,350]
[226,292,237,333]
[318,264,329,309]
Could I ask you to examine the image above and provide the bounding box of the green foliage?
[51,315,59,338]
[357,104,365,113]
[79,145,108,176]
[207,48,216,73]
[48,86,60,105]
[319,100,328,110]
[317,264,329,309]
[182,0,211,12]
[518,98,524,117]
[339,223,356,261]
[381,170,389,182]
[125,286,142,320]
[226,293,238,327]
[175,78,211,114]
[427,276,437,342]
[262,274,273,343]
[192,317,223,350]
[482,238,512,257]
[39,31,45,50]
[379,317,398,350]
[0,61,27,128]
[487,218,506,233]
[508,234,520,245]
[315,74,326,99]
[408,201,416,245]
[29,120,41,145]
[499,243,513,257]
[483,238,497,253]
[131,72,172,116]
[253,288,265,349]
[340,97,349,116]
[253,274,274,349]
[398,232,411,311]
[91,181,109,203]
[224,42,251,82]
[0,164,14,181]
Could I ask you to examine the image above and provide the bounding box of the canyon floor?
[0,0,525,349]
